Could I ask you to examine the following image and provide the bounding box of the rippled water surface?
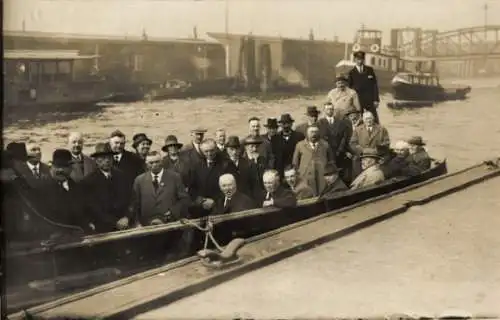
[3,80,500,171]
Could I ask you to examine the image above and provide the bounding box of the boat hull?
[5,160,448,313]
[391,81,471,102]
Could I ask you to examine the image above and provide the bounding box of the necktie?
[265,192,271,200]
[368,127,373,134]
[152,174,159,191]
[114,155,120,164]
[207,161,213,168]
[224,197,231,208]
[329,118,334,125]
[33,167,40,178]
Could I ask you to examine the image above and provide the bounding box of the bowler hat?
[407,136,426,146]
[52,149,74,167]
[132,133,152,149]
[6,142,28,162]
[353,51,366,59]
[264,118,278,128]
[336,74,348,82]
[161,135,183,152]
[191,127,207,134]
[225,136,241,148]
[278,113,295,124]
[91,142,116,158]
[360,148,383,160]
[306,106,320,117]
[243,136,263,145]
[324,163,339,176]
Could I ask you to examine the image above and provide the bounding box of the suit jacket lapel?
[143,173,156,197]
[156,172,169,196]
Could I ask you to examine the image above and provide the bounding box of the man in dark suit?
[189,139,232,218]
[225,136,261,199]
[67,132,97,182]
[259,170,297,208]
[81,143,133,233]
[274,113,305,177]
[348,51,381,123]
[181,127,207,167]
[262,118,279,144]
[317,102,353,182]
[35,149,94,238]
[132,151,190,226]
[214,173,257,214]
[13,142,51,189]
[108,130,145,186]
[242,117,274,169]
[162,135,192,189]
[295,106,328,138]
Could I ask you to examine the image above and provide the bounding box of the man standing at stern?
[348,51,381,123]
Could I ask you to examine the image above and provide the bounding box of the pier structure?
[392,25,500,77]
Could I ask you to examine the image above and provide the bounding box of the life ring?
[370,43,380,53]
[352,43,361,52]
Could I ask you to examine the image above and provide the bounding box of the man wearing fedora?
[262,118,279,143]
[108,130,145,187]
[181,127,207,166]
[242,117,275,169]
[225,136,261,198]
[67,132,97,182]
[350,147,386,190]
[293,125,335,196]
[131,133,152,162]
[326,74,361,118]
[162,135,192,188]
[318,163,348,199]
[407,136,431,171]
[347,51,381,124]
[34,149,94,237]
[274,113,305,177]
[81,142,133,232]
[131,151,190,226]
[295,106,328,139]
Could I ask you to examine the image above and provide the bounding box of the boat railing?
[7,160,447,259]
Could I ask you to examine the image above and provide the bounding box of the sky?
[4,0,500,43]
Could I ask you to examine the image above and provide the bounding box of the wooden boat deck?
[11,159,500,320]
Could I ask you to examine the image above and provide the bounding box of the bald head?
[68,132,84,155]
[219,173,237,196]
[263,169,280,193]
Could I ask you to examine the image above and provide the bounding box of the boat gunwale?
[8,159,447,257]
[16,159,500,320]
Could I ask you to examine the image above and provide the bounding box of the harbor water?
[3,80,500,171]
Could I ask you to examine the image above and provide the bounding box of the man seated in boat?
[81,143,133,232]
[131,133,153,168]
[67,132,96,182]
[189,139,233,218]
[225,136,262,199]
[214,173,257,215]
[241,117,274,169]
[162,135,192,189]
[34,149,95,239]
[317,102,353,184]
[283,165,315,200]
[295,106,328,138]
[131,151,190,226]
[259,169,297,209]
[318,163,349,199]
[350,148,386,190]
[326,74,362,118]
[13,141,51,189]
[380,141,421,180]
[407,136,431,171]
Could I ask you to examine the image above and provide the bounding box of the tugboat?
[390,72,471,102]
[335,28,406,92]
[3,49,112,109]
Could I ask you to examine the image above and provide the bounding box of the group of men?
[2,50,432,243]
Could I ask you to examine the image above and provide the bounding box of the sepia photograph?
[2,0,500,319]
